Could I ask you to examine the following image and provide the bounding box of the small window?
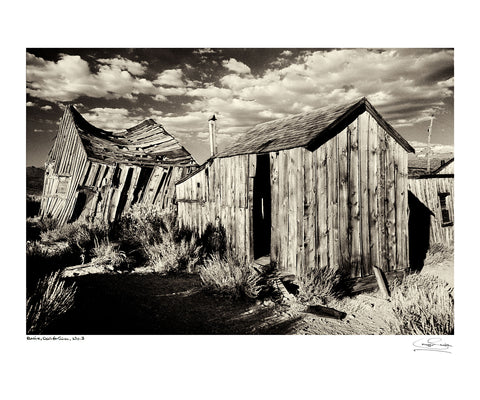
[57,176,70,195]
[438,192,453,226]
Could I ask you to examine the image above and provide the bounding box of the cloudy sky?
[26,48,454,166]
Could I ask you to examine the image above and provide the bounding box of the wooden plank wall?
[40,108,88,225]
[408,177,454,246]
[269,111,409,278]
[70,163,192,224]
[176,155,253,261]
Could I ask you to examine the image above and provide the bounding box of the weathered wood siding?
[408,176,454,246]
[176,109,410,278]
[269,112,409,277]
[177,155,253,261]
[40,108,88,225]
[67,162,192,224]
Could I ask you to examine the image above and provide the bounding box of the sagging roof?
[68,106,197,167]
[216,97,415,158]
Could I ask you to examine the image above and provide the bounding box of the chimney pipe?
[208,114,217,156]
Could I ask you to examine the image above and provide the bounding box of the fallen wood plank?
[303,305,347,320]
[343,269,406,295]
[373,265,390,299]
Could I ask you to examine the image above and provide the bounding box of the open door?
[253,154,271,259]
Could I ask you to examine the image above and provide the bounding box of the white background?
[1,1,478,399]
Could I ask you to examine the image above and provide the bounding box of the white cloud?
[26,52,157,102]
[26,101,36,107]
[97,56,148,76]
[222,58,251,74]
[154,69,185,87]
[81,107,144,131]
[194,48,216,55]
[186,86,232,99]
[41,105,52,111]
[214,48,454,128]
[409,140,454,154]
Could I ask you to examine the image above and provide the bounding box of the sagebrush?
[297,265,342,304]
[199,252,262,299]
[26,271,77,334]
[389,273,454,335]
[115,205,177,248]
[143,238,201,273]
[90,237,130,271]
[40,221,109,251]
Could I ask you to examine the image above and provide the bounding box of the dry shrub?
[424,242,454,266]
[143,237,201,273]
[36,217,59,232]
[199,252,262,299]
[389,273,454,335]
[116,204,176,247]
[26,271,77,334]
[297,265,342,304]
[40,221,107,248]
[90,237,130,271]
[119,206,200,273]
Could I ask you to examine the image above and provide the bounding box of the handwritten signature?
[412,337,453,353]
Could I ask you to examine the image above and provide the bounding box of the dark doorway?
[253,154,271,259]
[408,191,433,271]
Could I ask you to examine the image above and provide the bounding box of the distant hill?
[26,166,45,196]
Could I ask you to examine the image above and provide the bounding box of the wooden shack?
[408,158,454,268]
[40,105,197,225]
[176,97,415,279]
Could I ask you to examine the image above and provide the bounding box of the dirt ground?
[44,273,397,335]
[286,247,454,335]
[41,247,454,336]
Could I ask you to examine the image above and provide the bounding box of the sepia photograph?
[26,48,454,336]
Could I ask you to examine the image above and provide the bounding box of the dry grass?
[90,237,130,271]
[39,221,110,255]
[116,204,176,247]
[297,265,342,304]
[424,242,454,267]
[26,271,77,334]
[388,273,454,335]
[199,252,262,299]
[143,237,201,274]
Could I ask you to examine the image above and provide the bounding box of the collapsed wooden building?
[40,105,197,225]
[176,97,415,279]
[408,158,454,269]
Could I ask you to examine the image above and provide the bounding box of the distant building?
[176,97,415,280]
[39,106,197,225]
[408,158,454,269]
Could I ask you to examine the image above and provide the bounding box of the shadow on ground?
[45,273,301,335]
